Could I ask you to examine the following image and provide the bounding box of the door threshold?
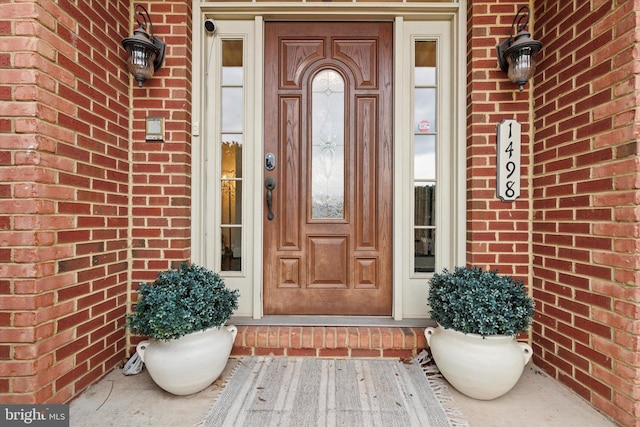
[230,316,433,328]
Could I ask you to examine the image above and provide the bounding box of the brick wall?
[0,0,192,404]
[468,1,639,425]
[466,1,532,280]
[130,1,192,286]
[532,1,639,425]
[0,0,130,403]
[128,0,193,346]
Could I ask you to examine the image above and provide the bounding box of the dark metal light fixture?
[496,5,543,91]
[121,4,166,87]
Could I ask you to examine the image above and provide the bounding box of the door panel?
[264,22,393,315]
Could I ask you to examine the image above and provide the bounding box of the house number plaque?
[496,119,521,202]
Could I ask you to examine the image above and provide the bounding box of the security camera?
[204,19,216,33]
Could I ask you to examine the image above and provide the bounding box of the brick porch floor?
[231,326,427,359]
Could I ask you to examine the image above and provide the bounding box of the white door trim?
[191,2,467,320]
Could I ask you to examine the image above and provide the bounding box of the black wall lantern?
[496,5,543,91]
[122,4,166,87]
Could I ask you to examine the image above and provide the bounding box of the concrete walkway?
[69,359,616,427]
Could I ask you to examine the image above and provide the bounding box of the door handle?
[265,176,276,220]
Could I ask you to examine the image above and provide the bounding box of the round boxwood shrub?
[126,263,239,341]
[427,266,535,337]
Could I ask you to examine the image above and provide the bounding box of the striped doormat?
[198,353,467,427]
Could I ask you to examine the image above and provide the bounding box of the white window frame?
[192,19,260,317]
[394,18,465,319]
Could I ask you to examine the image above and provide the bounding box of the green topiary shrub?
[126,263,239,341]
[427,266,535,337]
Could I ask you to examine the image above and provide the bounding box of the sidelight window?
[413,41,437,273]
[220,40,243,271]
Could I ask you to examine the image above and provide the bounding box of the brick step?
[231,326,427,359]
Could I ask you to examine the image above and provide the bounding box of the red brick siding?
[466,1,532,280]
[0,0,130,403]
[130,1,192,285]
[531,1,640,425]
[0,0,192,404]
[469,1,640,425]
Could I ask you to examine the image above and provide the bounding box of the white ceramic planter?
[137,325,237,395]
[425,325,532,400]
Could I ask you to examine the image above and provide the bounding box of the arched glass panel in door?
[311,69,345,219]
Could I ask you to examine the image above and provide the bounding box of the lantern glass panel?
[126,44,156,83]
[506,47,537,87]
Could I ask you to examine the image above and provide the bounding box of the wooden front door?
[263,22,393,315]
